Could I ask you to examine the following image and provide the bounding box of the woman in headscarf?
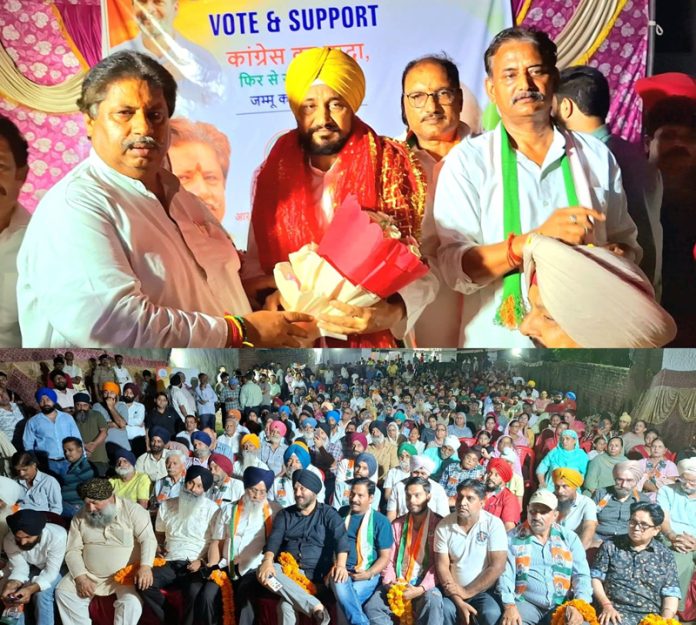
[583,436,627,496]
[622,419,648,455]
[478,413,502,444]
[638,437,679,502]
[504,419,529,449]
[516,413,535,448]
[536,429,589,491]
[386,421,405,448]
[628,428,660,460]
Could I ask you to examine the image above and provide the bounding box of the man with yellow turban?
[552,467,598,549]
[245,47,436,347]
[92,381,131,459]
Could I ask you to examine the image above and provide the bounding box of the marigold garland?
[551,599,599,625]
[387,581,414,625]
[209,569,236,625]
[639,615,680,625]
[113,557,167,585]
[278,552,316,595]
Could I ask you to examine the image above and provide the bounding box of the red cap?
[636,72,696,113]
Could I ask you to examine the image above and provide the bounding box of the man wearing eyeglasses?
[400,55,471,348]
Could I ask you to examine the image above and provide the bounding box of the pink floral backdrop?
[0,0,649,212]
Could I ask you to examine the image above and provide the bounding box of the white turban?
[678,457,696,477]
[443,435,461,452]
[0,476,21,506]
[523,235,677,347]
[410,454,436,475]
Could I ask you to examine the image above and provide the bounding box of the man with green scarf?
[432,26,640,348]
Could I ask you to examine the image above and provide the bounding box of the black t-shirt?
[145,407,183,437]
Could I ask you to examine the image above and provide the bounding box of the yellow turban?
[241,434,260,449]
[552,467,584,489]
[286,47,365,116]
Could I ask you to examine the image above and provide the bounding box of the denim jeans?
[16,569,60,625]
[330,575,381,625]
[442,590,502,625]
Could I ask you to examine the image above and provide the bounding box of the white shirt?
[0,203,30,347]
[63,363,83,380]
[17,151,251,347]
[171,386,196,421]
[125,401,146,439]
[195,383,218,414]
[54,387,76,410]
[212,499,281,575]
[387,477,449,518]
[434,510,508,587]
[3,522,67,591]
[156,495,218,561]
[113,365,133,387]
[136,450,169,482]
[433,127,640,347]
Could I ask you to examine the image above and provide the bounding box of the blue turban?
[393,411,406,422]
[191,431,212,447]
[326,410,341,423]
[113,447,136,467]
[149,426,170,444]
[301,417,317,428]
[566,391,577,401]
[35,387,57,404]
[292,468,322,494]
[185,465,213,491]
[243,466,275,491]
[279,405,292,415]
[355,452,377,477]
[284,444,310,469]
[73,392,91,404]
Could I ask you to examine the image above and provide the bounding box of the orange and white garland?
[550,599,599,625]
[279,552,316,595]
[387,581,414,625]
[209,569,236,625]
[113,557,167,585]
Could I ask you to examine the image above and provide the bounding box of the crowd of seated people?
[0,354,694,625]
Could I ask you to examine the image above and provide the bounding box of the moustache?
[122,136,162,152]
[512,91,544,104]
[420,113,445,122]
[308,123,340,135]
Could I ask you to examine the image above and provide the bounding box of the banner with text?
[103,0,511,248]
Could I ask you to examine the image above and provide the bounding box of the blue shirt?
[18,471,62,514]
[23,410,82,459]
[195,384,218,414]
[340,509,393,571]
[499,523,592,608]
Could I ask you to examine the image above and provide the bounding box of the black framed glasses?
[628,519,656,531]
[404,88,456,108]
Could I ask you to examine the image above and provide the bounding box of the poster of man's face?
[133,0,178,39]
[168,118,229,223]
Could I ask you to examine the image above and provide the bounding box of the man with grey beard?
[140,465,218,625]
[551,468,597,549]
[55,478,156,625]
[72,392,109,475]
[592,460,648,546]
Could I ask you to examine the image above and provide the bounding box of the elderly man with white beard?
[139,466,218,625]
[55,478,157,625]
[190,430,213,468]
[232,433,270,478]
[206,467,280,625]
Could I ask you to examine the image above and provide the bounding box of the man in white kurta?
[55,479,157,625]
[17,51,310,348]
[432,27,640,348]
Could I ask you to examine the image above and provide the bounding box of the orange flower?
[113,557,167,585]
[639,615,680,625]
[209,569,236,625]
[279,552,317,595]
[551,600,599,625]
[387,582,414,624]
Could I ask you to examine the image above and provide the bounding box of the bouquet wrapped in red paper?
[274,195,429,340]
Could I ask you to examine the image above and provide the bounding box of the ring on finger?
[569,214,578,224]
